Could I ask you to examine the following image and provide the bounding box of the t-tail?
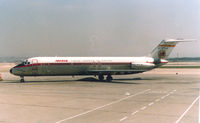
[150,38,196,65]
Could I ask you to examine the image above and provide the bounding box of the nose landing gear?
[20,76,25,82]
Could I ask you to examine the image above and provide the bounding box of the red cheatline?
[15,62,131,68]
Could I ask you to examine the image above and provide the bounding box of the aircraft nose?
[10,68,13,74]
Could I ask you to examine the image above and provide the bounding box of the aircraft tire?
[20,76,25,83]
[98,74,104,81]
[106,74,113,82]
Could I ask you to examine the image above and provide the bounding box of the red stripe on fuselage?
[15,62,132,68]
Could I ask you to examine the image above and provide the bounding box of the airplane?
[10,39,194,82]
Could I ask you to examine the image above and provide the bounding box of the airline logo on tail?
[151,38,196,61]
[158,50,166,59]
[159,44,175,47]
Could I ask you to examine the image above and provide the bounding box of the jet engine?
[131,62,155,70]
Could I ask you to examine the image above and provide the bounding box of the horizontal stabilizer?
[150,38,196,61]
[164,38,196,42]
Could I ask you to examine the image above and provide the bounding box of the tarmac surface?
[0,63,199,123]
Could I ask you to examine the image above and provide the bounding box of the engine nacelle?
[131,62,155,69]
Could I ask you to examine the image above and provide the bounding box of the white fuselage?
[10,38,188,82]
[10,57,167,76]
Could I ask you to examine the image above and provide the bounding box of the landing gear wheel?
[98,74,104,81]
[106,74,113,82]
[20,76,25,83]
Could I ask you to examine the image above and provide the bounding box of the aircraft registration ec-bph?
[10,39,193,82]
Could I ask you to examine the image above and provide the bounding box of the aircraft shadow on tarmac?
[4,77,148,84]
[5,80,73,83]
[76,77,144,84]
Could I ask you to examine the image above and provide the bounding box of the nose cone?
[10,67,17,75]
[10,67,18,76]
[10,68,13,74]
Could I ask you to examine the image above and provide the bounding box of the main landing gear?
[98,74,113,82]
[98,74,104,81]
[106,74,113,82]
[20,76,25,82]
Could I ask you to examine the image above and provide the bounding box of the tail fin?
[150,39,195,62]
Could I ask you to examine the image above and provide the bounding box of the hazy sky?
[0,0,199,57]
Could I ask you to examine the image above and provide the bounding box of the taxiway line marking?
[161,96,166,99]
[131,110,139,115]
[155,99,160,102]
[141,106,147,110]
[175,95,200,123]
[120,116,128,122]
[118,89,176,122]
[148,102,154,106]
[55,89,150,123]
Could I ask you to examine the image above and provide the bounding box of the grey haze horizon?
[0,0,199,57]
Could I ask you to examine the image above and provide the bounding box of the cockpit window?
[23,60,30,65]
[14,63,25,68]
[13,60,31,68]
[13,60,30,68]
[21,60,30,65]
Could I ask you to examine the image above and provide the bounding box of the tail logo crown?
[158,50,166,58]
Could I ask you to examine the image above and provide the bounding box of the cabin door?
[32,59,38,75]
